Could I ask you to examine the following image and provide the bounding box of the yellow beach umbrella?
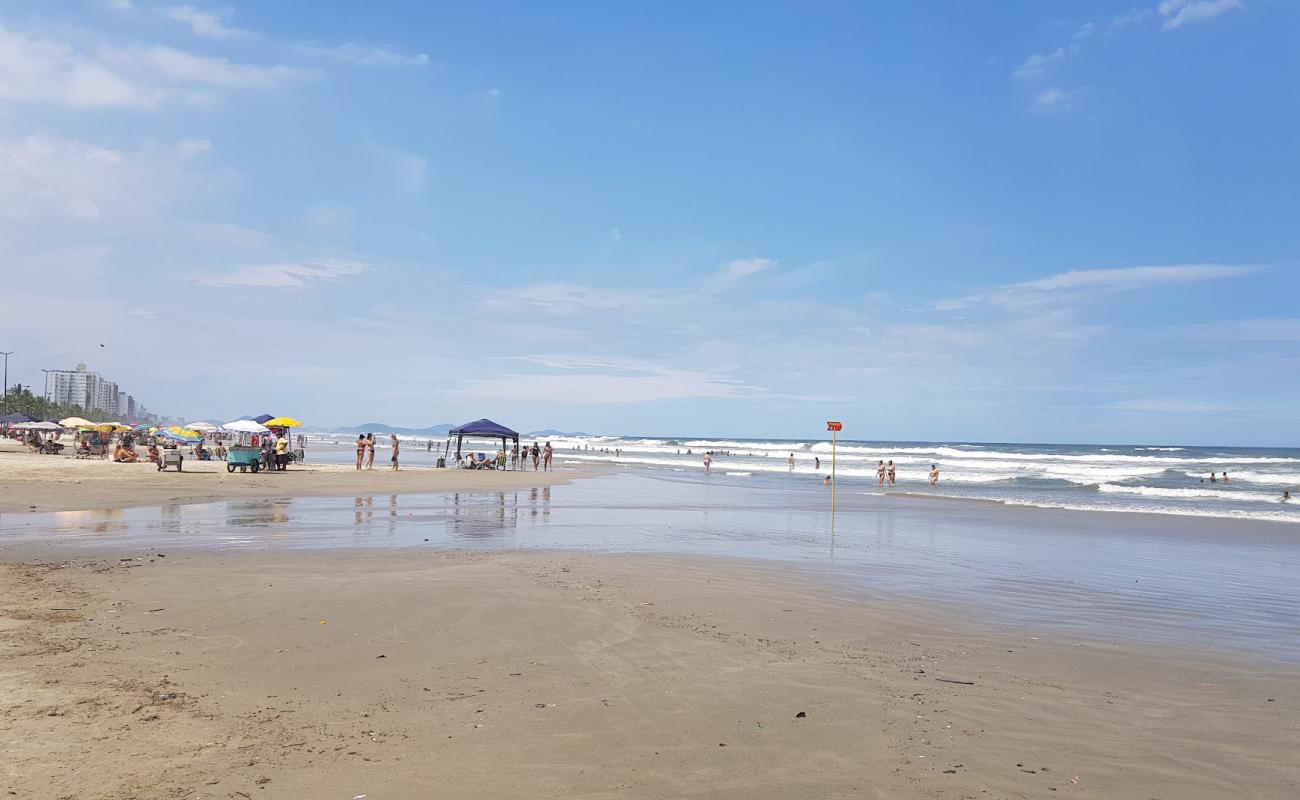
[264,417,301,427]
[167,426,201,438]
[60,416,94,428]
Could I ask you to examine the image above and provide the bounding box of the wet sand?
[3,549,1296,799]
[0,441,588,513]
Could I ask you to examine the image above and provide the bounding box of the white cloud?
[372,144,427,191]
[1016,264,1256,291]
[704,258,775,290]
[294,41,429,67]
[197,258,371,288]
[0,134,211,221]
[0,22,310,109]
[1229,318,1300,341]
[1159,0,1242,31]
[1110,7,1154,27]
[105,0,134,10]
[490,282,683,315]
[1013,46,1070,79]
[460,356,745,404]
[936,264,1259,310]
[158,5,252,39]
[1105,398,1230,413]
[482,86,501,99]
[1034,87,1076,108]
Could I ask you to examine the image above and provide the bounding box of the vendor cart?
[226,445,263,473]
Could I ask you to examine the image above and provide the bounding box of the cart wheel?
[227,463,235,473]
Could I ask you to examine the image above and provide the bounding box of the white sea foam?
[1099,484,1283,503]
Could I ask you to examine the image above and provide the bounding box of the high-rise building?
[45,363,139,416]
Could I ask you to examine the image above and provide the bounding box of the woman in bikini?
[356,434,366,470]
[366,433,376,470]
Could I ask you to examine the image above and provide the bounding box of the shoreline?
[3,548,1295,798]
[0,442,597,514]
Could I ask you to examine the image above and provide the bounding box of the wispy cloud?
[0,21,311,109]
[1110,7,1154,27]
[197,258,371,288]
[1158,0,1243,31]
[293,41,429,67]
[1228,318,1300,341]
[0,134,211,220]
[936,264,1260,311]
[372,143,427,191]
[1013,46,1072,80]
[157,5,253,39]
[1105,398,1231,413]
[704,258,775,291]
[1034,87,1078,109]
[460,355,747,404]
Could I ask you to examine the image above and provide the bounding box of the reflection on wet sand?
[4,474,1300,662]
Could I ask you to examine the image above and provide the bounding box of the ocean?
[302,433,1300,524]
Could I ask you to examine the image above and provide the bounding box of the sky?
[1,1,1297,445]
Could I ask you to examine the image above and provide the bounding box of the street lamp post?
[0,351,11,409]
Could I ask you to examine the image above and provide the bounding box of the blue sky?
[1,0,1296,444]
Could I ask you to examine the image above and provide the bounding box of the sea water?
[301,433,1300,524]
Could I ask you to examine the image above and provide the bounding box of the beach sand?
[0,440,586,513]
[3,548,1296,799]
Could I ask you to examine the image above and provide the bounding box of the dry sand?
[3,549,1296,800]
[0,440,585,513]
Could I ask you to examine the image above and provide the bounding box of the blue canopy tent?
[446,418,519,465]
[1,412,36,425]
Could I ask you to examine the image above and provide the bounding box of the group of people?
[355,433,400,471]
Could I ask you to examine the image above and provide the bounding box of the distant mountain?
[526,429,590,437]
[335,422,455,435]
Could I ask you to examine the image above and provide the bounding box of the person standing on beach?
[543,441,553,471]
[366,433,376,470]
[390,434,400,471]
[887,460,896,485]
[929,464,939,486]
[788,453,796,470]
[356,434,366,470]
[531,442,540,470]
[877,460,886,486]
[703,452,712,472]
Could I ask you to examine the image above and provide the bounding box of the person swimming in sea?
[1282,490,1291,503]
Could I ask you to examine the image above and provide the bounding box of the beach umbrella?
[188,422,218,432]
[251,413,274,424]
[223,419,270,433]
[263,417,301,427]
[1,412,35,424]
[167,425,201,438]
[133,423,151,431]
[60,416,94,428]
[16,420,62,430]
[158,429,201,444]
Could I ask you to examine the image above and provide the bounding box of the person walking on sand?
[929,464,940,486]
[390,434,400,471]
[531,442,541,470]
[365,433,376,470]
[877,460,886,486]
[543,441,553,471]
[703,452,713,472]
[355,434,366,470]
[887,460,896,485]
